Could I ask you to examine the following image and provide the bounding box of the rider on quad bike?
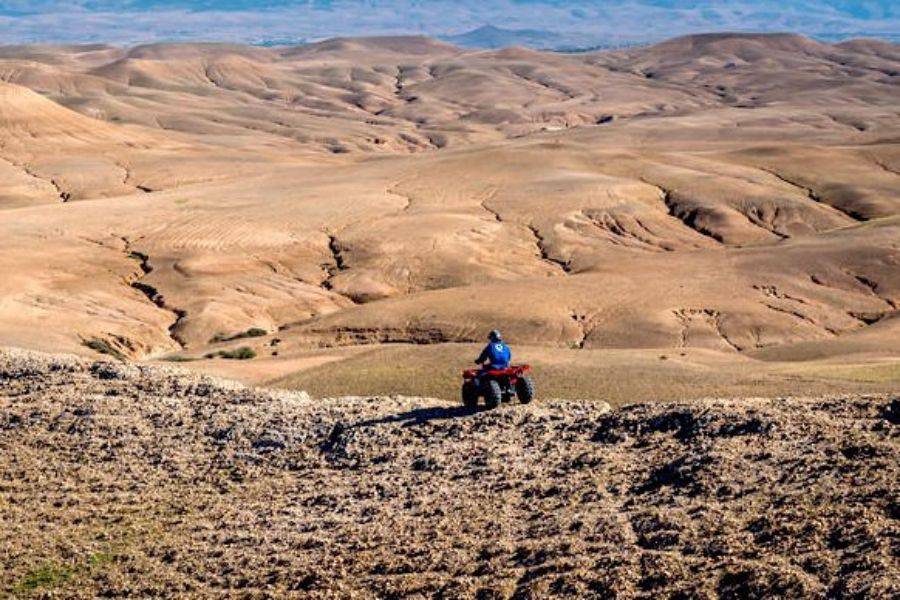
[475,329,511,373]
[461,330,534,410]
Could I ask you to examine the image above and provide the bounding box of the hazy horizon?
[0,1,897,48]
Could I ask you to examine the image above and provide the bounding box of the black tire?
[462,381,479,411]
[516,376,535,404]
[483,380,502,409]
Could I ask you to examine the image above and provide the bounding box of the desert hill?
[1,349,897,597]
[0,33,897,398]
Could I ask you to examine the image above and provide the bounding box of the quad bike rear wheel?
[462,381,479,410]
[483,380,502,409]
[516,376,535,404]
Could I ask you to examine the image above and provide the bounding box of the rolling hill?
[0,32,897,399]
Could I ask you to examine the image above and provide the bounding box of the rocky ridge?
[0,348,897,598]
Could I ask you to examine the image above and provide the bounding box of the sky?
[0,1,897,47]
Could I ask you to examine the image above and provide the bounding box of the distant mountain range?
[439,25,651,51]
[443,22,900,51]
[440,25,563,50]
[0,1,897,46]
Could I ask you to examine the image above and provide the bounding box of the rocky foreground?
[0,349,897,598]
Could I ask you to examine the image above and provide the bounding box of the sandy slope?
[1,348,897,597]
[0,33,897,393]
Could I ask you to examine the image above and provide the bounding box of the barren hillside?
[0,33,897,397]
[1,349,897,597]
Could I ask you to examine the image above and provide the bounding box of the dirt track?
[1,348,898,598]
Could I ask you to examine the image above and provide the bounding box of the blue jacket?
[476,341,511,369]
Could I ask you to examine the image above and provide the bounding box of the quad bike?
[461,365,535,410]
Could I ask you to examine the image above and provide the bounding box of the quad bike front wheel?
[516,376,535,404]
[483,380,502,409]
[462,381,479,410]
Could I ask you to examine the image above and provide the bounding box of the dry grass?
[270,343,900,406]
[788,361,900,384]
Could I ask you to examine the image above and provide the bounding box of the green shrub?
[82,338,126,362]
[163,355,198,363]
[209,328,268,344]
[218,347,257,360]
[88,552,115,568]
[17,563,71,591]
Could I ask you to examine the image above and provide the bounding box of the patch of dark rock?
[639,553,685,591]
[90,361,138,381]
[2,413,23,430]
[209,425,236,444]
[718,567,810,598]
[632,519,682,550]
[290,573,320,591]
[886,499,899,520]
[410,456,440,471]
[747,516,778,546]
[319,422,346,453]
[252,431,287,452]
[594,408,702,443]
[718,417,772,437]
[839,444,884,460]
[566,452,603,470]
[636,455,710,495]
[884,398,900,424]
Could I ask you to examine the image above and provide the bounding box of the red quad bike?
[461,365,535,410]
